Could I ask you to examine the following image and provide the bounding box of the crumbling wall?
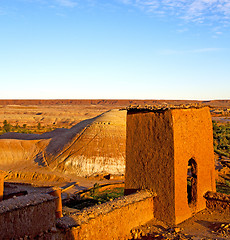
[56,191,155,240]
[0,193,56,239]
[204,191,230,212]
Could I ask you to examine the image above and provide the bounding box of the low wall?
[0,193,56,239]
[56,190,155,240]
[204,191,230,212]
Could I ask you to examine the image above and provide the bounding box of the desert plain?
[0,99,230,239]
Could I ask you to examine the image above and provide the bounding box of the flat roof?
[126,104,207,113]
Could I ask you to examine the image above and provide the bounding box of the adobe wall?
[172,107,216,224]
[55,191,155,240]
[125,106,215,225]
[0,193,56,239]
[125,110,175,223]
[204,191,230,212]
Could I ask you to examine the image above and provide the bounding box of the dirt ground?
[130,209,230,240]
[0,104,113,129]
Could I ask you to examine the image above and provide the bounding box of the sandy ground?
[0,104,113,128]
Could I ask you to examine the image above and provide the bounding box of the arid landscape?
[1,99,230,239]
[0,99,229,182]
[0,99,230,183]
[2,0,230,238]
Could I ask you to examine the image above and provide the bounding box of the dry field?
[0,104,113,131]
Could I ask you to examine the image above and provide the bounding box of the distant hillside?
[0,109,126,177]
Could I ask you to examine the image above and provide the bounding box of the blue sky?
[0,0,230,100]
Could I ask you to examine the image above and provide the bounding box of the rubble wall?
[204,191,230,212]
[0,193,56,239]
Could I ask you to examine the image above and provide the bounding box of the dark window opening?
[187,158,197,206]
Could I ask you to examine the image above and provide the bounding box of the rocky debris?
[128,208,230,240]
[130,227,193,240]
[126,103,206,112]
[129,226,214,240]
[204,191,230,202]
[211,223,230,237]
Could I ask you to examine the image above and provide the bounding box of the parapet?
[57,190,155,240]
[126,103,206,112]
[0,193,57,239]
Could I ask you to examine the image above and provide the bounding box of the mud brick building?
[125,105,216,224]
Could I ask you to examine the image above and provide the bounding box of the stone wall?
[204,191,230,212]
[0,193,56,239]
[55,190,155,240]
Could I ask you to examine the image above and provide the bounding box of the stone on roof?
[126,103,207,112]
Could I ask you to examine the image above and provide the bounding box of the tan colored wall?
[172,107,216,224]
[125,111,175,223]
[0,193,56,239]
[56,191,154,240]
[125,107,215,225]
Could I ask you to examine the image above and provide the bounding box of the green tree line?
[0,120,54,134]
[213,121,230,158]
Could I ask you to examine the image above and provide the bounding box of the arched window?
[187,158,197,206]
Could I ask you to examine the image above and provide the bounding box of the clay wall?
[0,193,56,239]
[55,191,155,240]
[125,107,216,225]
[204,191,230,212]
[172,107,216,224]
[125,111,175,223]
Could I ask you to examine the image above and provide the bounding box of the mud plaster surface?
[125,107,215,224]
[0,193,56,213]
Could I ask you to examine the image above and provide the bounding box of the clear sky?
[0,0,230,100]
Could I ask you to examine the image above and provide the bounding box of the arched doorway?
[187,158,197,206]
